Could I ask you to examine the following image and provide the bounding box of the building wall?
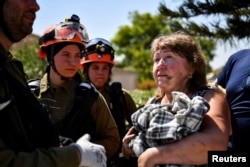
[111,68,137,90]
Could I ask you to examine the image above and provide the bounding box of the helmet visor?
[87,38,111,47]
[86,38,114,58]
[55,22,89,42]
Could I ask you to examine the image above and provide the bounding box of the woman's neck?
[49,68,65,88]
[161,90,193,104]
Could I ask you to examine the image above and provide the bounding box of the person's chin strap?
[48,46,72,81]
[50,65,73,81]
[46,63,72,82]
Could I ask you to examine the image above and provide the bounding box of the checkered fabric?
[128,91,209,167]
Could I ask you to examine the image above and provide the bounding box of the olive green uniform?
[100,84,137,167]
[101,86,137,127]
[0,44,80,167]
[38,74,120,159]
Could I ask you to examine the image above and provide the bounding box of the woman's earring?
[188,73,193,79]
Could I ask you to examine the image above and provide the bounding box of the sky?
[33,0,249,70]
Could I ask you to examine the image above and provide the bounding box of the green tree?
[10,35,47,80]
[112,12,171,82]
[158,0,250,44]
[111,11,216,83]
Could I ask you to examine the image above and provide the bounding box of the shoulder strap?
[60,81,99,141]
[75,81,99,106]
[193,86,211,98]
[110,82,128,137]
[111,82,122,97]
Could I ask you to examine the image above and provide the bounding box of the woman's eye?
[154,58,160,63]
[61,53,69,57]
[75,54,81,58]
[103,67,109,71]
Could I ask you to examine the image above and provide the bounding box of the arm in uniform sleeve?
[90,93,120,159]
[0,139,80,167]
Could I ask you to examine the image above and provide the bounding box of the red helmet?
[80,38,115,67]
[39,15,89,58]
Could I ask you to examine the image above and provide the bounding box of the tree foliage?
[10,35,47,80]
[112,12,171,82]
[111,11,216,83]
[159,0,250,44]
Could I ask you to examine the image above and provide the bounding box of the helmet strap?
[49,45,72,81]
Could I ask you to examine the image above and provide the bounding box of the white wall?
[111,68,137,90]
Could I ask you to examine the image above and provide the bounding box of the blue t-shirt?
[217,49,250,151]
[217,49,250,116]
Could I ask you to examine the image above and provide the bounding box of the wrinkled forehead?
[154,48,172,56]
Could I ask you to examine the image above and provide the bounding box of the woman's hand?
[122,126,136,158]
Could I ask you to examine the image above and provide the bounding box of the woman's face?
[152,48,191,93]
[54,44,81,78]
[88,62,110,89]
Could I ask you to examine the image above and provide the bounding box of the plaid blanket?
[128,91,209,167]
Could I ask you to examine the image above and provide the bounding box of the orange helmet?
[80,38,115,67]
[39,14,89,58]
